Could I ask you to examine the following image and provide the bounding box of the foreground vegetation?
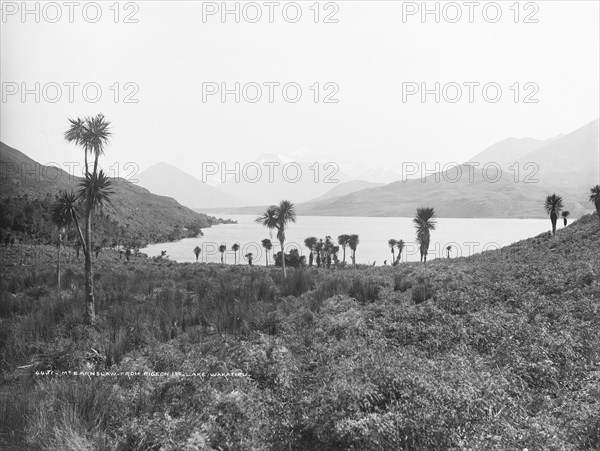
[1,213,599,450]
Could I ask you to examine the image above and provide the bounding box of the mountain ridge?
[137,162,243,209]
[295,119,599,218]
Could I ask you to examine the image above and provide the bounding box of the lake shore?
[144,214,553,265]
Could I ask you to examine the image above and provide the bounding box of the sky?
[1,0,599,182]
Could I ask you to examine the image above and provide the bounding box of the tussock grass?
[0,215,599,450]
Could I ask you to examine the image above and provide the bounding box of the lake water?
[142,214,552,265]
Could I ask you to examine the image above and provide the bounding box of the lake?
[142,214,552,265]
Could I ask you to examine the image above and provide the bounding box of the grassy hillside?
[0,142,229,245]
[1,214,598,450]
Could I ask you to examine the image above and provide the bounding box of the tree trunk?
[265,251,269,266]
[56,233,62,289]
[280,239,286,278]
[342,247,346,264]
[550,212,557,235]
[391,249,395,261]
[84,206,95,325]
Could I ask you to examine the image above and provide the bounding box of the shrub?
[311,275,350,309]
[349,277,381,303]
[412,278,433,304]
[280,268,316,297]
[25,379,118,450]
[393,275,411,292]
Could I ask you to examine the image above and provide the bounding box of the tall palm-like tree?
[388,239,398,262]
[413,207,436,265]
[256,200,296,277]
[337,234,350,265]
[332,245,340,265]
[304,236,318,267]
[232,243,240,264]
[348,234,359,267]
[64,117,87,172]
[394,239,405,265]
[65,113,112,325]
[51,192,82,289]
[245,253,253,266]
[590,185,600,220]
[219,244,227,264]
[323,236,335,269]
[86,113,112,175]
[544,194,564,235]
[315,239,324,267]
[561,211,570,227]
[193,246,201,262]
[261,238,272,265]
[446,245,452,258]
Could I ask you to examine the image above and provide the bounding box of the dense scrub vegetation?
[1,215,599,450]
[0,194,210,248]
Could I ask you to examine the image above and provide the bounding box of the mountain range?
[136,155,361,208]
[202,118,598,218]
[296,119,599,218]
[4,118,597,224]
[137,162,243,209]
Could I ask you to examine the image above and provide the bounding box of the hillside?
[199,180,387,216]
[517,118,599,191]
[311,179,385,201]
[0,142,227,244]
[137,162,243,209]
[467,136,549,168]
[297,119,599,218]
[1,213,598,450]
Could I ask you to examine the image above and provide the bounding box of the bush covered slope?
[0,142,224,244]
[1,215,599,450]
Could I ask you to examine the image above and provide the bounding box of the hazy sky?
[1,1,599,180]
